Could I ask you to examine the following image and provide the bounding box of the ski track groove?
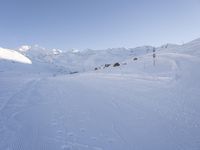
[0,78,44,150]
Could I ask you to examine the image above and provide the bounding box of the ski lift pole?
[153,48,156,66]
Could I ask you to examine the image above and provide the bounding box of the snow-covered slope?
[157,38,200,56]
[0,47,32,64]
[0,38,200,150]
[14,45,154,74]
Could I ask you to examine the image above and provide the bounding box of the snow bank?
[0,47,32,64]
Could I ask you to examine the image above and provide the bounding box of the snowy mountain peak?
[18,45,31,52]
[71,49,80,53]
[52,49,62,55]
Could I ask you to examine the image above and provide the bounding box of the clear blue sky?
[1,0,200,50]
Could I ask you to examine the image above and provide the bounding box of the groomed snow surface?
[0,39,200,150]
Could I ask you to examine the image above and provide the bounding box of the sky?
[0,0,200,50]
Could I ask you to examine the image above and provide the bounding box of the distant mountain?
[1,37,200,75]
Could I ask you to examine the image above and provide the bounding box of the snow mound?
[0,47,32,64]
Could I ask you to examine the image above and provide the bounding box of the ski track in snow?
[0,78,43,149]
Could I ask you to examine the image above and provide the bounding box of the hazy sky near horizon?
[0,0,200,50]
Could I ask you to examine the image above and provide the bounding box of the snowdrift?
[0,47,32,64]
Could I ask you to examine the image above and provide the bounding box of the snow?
[52,49,62,55]
[71,49,80,53]
[0,38,200,150]
[0,47,32,64]
[18,45,31,52]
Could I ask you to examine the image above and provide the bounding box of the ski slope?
[0,39,200,150]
